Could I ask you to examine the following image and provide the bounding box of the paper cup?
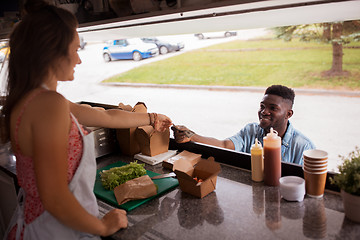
[303,165,327,173]
[303,168,327,198]
[304,158,328,164]
[303,161,328,169]
[303,149,328,163]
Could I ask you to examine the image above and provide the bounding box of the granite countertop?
[1,146,359,239]
[96,153,360,240]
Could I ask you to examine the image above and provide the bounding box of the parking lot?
[58,29,269,99]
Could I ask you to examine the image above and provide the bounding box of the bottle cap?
[266,127,279,139]
[251,138,262,150]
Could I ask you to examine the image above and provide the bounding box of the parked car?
[141,37,184,55]
[194,31,237,39]
[103,38,159,62]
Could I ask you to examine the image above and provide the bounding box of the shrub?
[331,146,360,196]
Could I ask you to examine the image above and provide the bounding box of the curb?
[101,82,360,97]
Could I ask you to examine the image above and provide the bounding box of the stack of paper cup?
[302,149,328,198]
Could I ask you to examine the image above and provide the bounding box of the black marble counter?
[96,152,360,240]
[1,143,360,239]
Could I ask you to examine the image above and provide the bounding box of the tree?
[273,20,360,77]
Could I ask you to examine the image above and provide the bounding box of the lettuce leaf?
[100,161,147,190]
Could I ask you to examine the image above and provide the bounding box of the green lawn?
[103,39,360,90]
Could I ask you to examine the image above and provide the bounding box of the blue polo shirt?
[228,122,315,165]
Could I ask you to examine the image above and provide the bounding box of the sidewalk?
[103,82,360,97]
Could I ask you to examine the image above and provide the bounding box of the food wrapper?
[113,175,157,205]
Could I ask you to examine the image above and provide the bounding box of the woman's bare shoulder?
[28,90,70,118]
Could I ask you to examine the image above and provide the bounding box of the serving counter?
[1,140,360,239]
[96,140,359,240]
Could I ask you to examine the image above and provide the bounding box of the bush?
[331,146,360,196]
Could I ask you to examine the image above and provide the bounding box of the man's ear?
[286,109,294,119]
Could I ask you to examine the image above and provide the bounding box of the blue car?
[103,38,159,62]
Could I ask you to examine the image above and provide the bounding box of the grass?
[103,38,360,90]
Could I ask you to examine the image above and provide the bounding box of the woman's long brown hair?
[2,0,78,143]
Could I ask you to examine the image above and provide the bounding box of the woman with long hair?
[2,1,172,239]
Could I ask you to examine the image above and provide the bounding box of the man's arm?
[172,125,235,150]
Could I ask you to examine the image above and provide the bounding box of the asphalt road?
[2,30,359,171]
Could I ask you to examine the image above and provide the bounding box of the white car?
[195,31,237,39]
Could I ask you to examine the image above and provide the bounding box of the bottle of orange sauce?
[251,138,264,182]
[263,127,281,186]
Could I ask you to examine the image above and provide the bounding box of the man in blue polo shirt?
[172,85,315,165]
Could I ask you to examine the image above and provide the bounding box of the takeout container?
[173,156,221,198]
[162,150,202,170]
[135,125,170,157]
[116,102,170,157]
[279,176,305,202]
[116,102,147,156]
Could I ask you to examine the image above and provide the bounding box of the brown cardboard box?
[162,150,202,170]
[173,157,221,198]
[116,102,147,156]
[135,125,170,157]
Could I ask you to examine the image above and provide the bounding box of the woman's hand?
[100,209,128,236]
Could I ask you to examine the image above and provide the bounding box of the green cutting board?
[94,161,179,211]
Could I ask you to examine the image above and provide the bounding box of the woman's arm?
[69,101,172,130]
[32,93,127,236]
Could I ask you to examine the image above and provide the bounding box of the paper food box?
[135,125,170,157]
[116,102,147,156]
[162,150,202,170]
[173,157,221,198]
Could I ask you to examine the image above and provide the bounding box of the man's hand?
[171,125,195,143]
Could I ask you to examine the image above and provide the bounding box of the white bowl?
[279,176,305,202]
